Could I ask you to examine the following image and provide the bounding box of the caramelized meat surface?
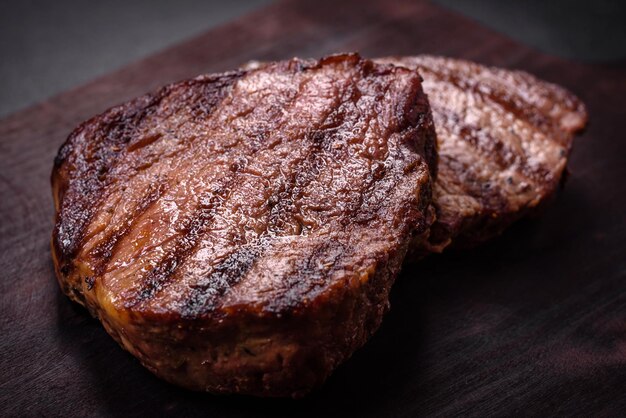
[378,56,587,254]
[51,54,436,397]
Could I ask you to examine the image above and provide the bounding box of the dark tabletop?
[1,0,626,416]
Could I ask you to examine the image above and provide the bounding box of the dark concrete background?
[1,0,625,118]
[0,0,272,117]
[436,0,626,62]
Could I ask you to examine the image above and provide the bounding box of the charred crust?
[51,54,434,396]
[379,55,587,254]
[85,276,95,290]
[51,71,244,270]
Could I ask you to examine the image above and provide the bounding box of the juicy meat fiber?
[51,54,436,397]
[378,56,587,254]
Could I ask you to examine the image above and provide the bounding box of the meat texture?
[378,56,587,254]
[51,54,436,397]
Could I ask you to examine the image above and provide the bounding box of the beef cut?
[377,56,587,254]
[51,54,436,397]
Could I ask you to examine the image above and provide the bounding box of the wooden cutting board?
[1,0,625,415]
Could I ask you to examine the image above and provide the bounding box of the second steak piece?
[51,54,436,397]
[378,56,587,255]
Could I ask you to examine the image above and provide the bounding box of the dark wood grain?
[1,0,625,416]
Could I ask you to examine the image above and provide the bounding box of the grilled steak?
[377,56,587,254]
[51,54,436,397]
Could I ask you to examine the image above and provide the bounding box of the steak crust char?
[377,56,587,254]
[51,54,436,397]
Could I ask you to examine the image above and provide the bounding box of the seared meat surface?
[51,54,436,397]
[377,56,587,254]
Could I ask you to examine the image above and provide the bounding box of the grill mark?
[380,56,584,251]
[155,159,272,315]
[223,68,424,313]
[288,68,413,232]
[54,74,243,271]
[54,95,163,266]
[267,83,350,234]
[126,131,163,152]
[419,62,571,204]
[438,152,527,214]
[352,76,430,228]
[395,57,584,140]
[126,181,234,307]
[69,57,428,319]
[438,154,510,213]
[88,73,242,222]
[179,62,414,314]
[179,72,353,314]
[89,181,166,275]
[181,238,269,317]
[127,68,320,308]
[423,61,571,243]
[387,57,580,163]
[340,80,395,226]
[420,67,566,186]
[100,76,244,207]
[433,107,556,185]
[265,240,346,313]
[421,66,563,141]
[265,64,423,234]
[478,67,586,138]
